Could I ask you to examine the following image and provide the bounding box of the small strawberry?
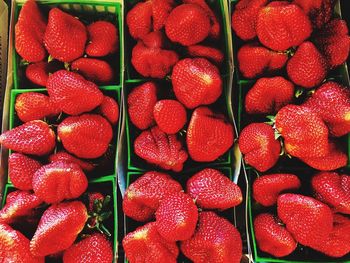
[239,123,281,172]
[253,174,301,206]
[0,120,56,156]
[187,168,242,210]
[156,192,198,242]
[71,58,113,84]
[86,21,118,57]
[187,45,224,65]
[172,58,222,109]
[25,62,50,86]
[49,151,95,172]
[8,153,41,191]
[47,70,103,115]
[134,126,188,171]
[187,107,234,162]
[98,96,119,125]
[87,192,104,213]
[181,211,242,263]
[44,8,87,62]
[254,213,297,257]
[57,114,113,159]
[123,171,182,221]
[128,82,158,130]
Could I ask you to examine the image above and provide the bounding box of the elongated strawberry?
[0,120,56,156]
[49,151,95,172]
[71,58,113,84]
[98,96,119,125]
[25,62,50,86]
[187,45,224,65]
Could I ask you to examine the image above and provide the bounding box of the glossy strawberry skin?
[187,45,224,65]
[71,58,114,84]
[98,96,119,125]
[25,62,50,86]
[49,151,95,172]
[127,2,153,40]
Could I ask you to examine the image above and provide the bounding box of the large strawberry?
[46,70,103,115]
[30,201,88,256]
[123,171,182,221]
[181,211,242,263]
[0,120,56,156]
[172,58,222,109]
[134,126,188,171]
[44,8,87,62]
[71,58,113,84]
[239,123,281,172]
[98,95,119,125]
[186,168,242,210]
[25,62,50,86]
[15,0,47,62]
[49,151,95,172]
[57,114,113,159]
[187,45,224,65]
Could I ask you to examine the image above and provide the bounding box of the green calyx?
[86,195,112,237]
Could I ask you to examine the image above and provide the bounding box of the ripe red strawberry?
[15,92,60,123]
[86,21,118,57]
[239,123,281,172]
[156,192,198,242]
[33,161,88,204]
[49,151,95,172]
[187,107,233,162]
[277,193,333,248]
[134,126,188,171]
[187,45,224,65]
[30,201,88,256]
[153,100,187,134]
[123,171,182,221]
[128,82,157,130]
[172,58,222,109]
[275,105,329,158]
[254,213,297,257]
[245,77,294,115]
[231,0,268,40]
[15,0,47,62]
[44,8,87,62]
[63,233,113,263]
[256,2,312,51]
[0,120,56,156]
[25,62,49,86]
[312,172,350,214]
[0,191,42,225]
[253,174,301,206]
[47,70,103,115]
[187,168,242,210]
[71,58,113,84]
[8,153,41,191]
[123,222,179,263]
[87,192,104,212]
[181,211,242,263]
[165,4,210,46]
[0,223,44,262]
[57,114,113,159]
[237,43,288,78]
[98,96,119,125]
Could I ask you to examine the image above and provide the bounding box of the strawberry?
[0,120,56,156]
[0,190,42,225]
[254,213,297,257]
[153,100,187,134]
[128,82,157,130]
[187,45,224,65]
[123,222,179,263]
[15,92,60,123]
[57,114,113,159]
[98,96,119,125]
[256,2,312,51]
[312,172,350,214]
[0,223,44,262]
[237,43,288,78]
[25,62,49,86]
[123,171,182,221]
[253,174,301,206]
[245,77,294,115]
[156,192,198,242]
[87,192,104,212]
[231,0,268,40]
[44,8,87,62]
[134,126,188,171]
[277,193,333,248]
[181,211,242,263]
[32,161,88,204]
[187,168,242,210]
[238,123,281,172]
[15,0,47,62]
[172,58,222,109]
[86,21,118,57]
[275,105,329,158]
[165,4,210,46]
[47,70,103,115]
[71,58,113,84]
[63,233,113,263]
[8,153,41,191]
[49,151,95,172]
[287,41,328,89]
[187,107,234,162]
